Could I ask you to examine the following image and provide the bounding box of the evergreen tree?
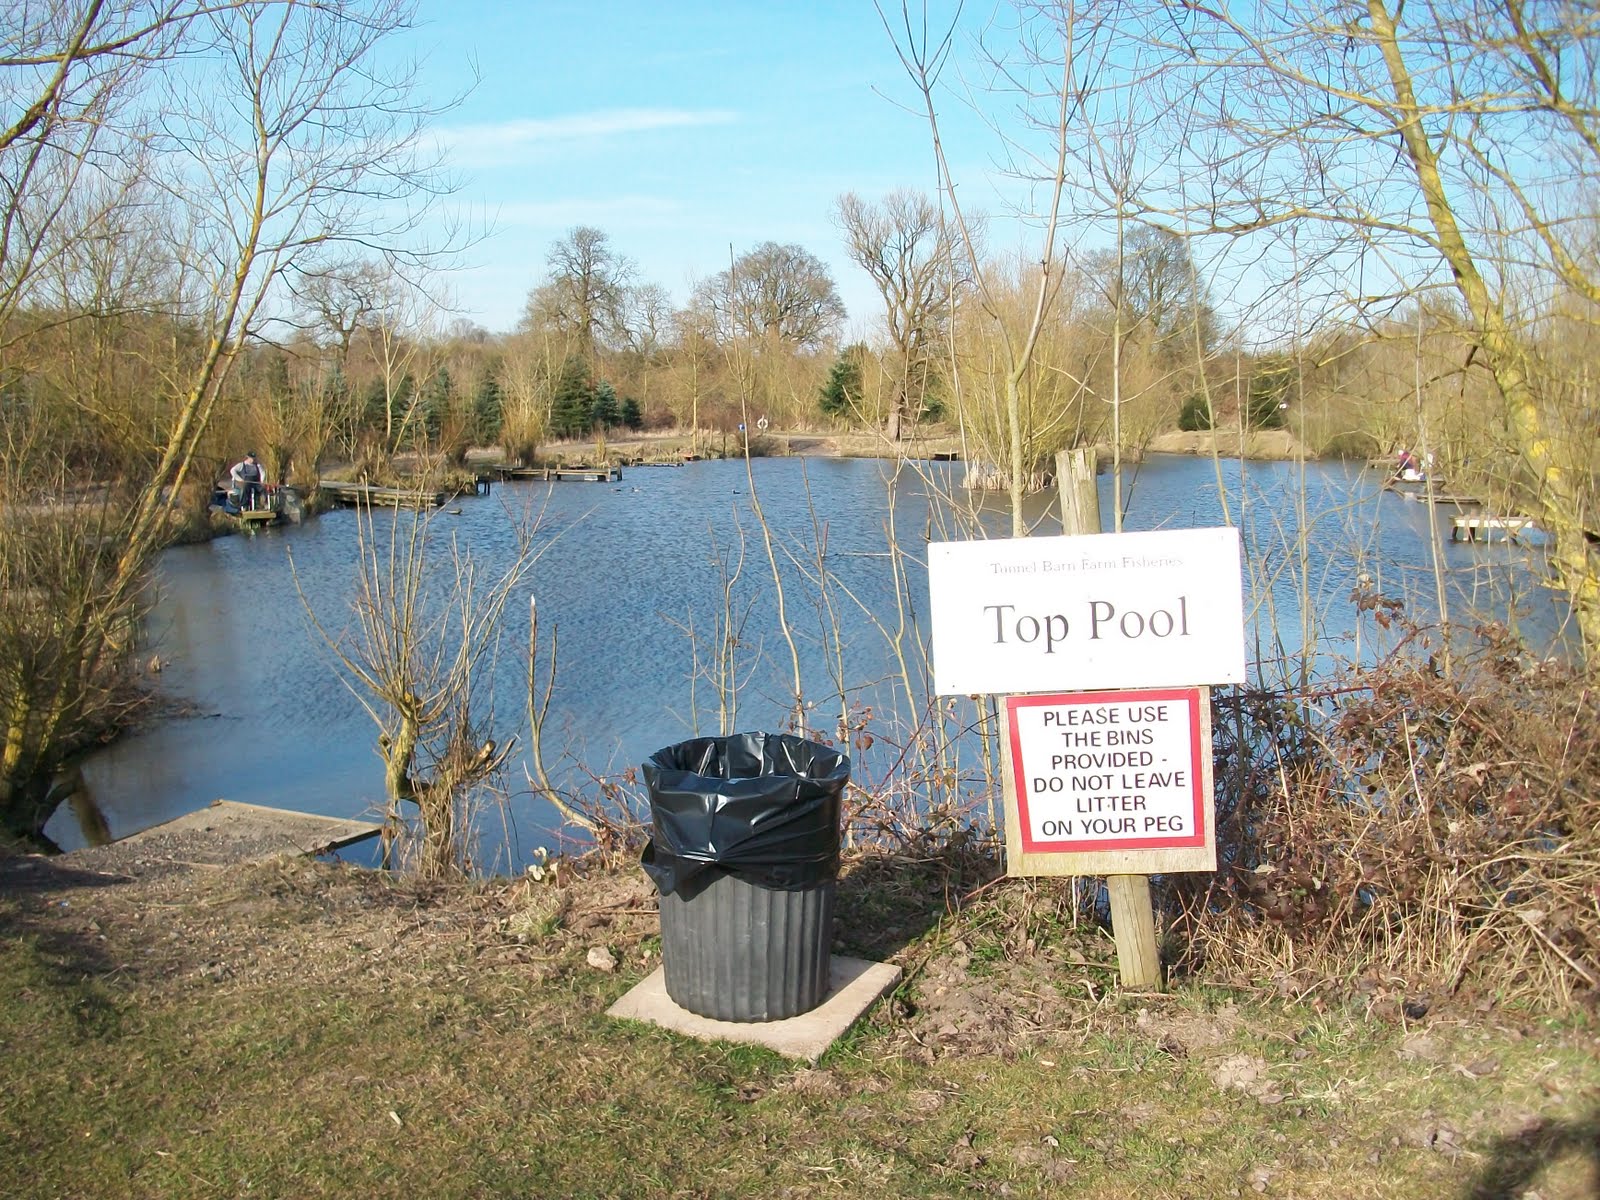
[473,370,503,443]
[1246,359,1291,430]
[323,363,349,408]
[1178,394,1214,431]
[590,379,620,429]
[392,372,417,447]
[422,366,453,444]
[620,396,643,430]
[360,376,388,435]
[549,357,594,438]
[819,346,864,418]
[265,353,292,401]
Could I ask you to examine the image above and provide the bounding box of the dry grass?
[1,846,1596,1199]
[1177,628,1599,1012]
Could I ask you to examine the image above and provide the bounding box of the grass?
[0,853,1596,1199]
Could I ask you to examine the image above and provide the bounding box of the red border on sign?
[1007,688,1205,853]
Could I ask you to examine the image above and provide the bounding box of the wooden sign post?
[1060,448,1156,988]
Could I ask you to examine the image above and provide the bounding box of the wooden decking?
[318,479,447,509]
[1451,515,1541,544]
[492,464,623,483]
[1384,481,1483,507]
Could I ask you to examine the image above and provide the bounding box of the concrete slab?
[59,799,381,878]
[122,800,381,857]
[606,955,902,1062]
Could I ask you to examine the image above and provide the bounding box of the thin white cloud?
[485,196,685,230]
[437,108,736,168]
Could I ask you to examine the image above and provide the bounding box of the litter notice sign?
[1004,687,1216,874]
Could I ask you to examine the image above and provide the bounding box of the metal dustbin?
[642,732,849,1022]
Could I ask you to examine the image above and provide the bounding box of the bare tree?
[0,1,202,339]
[661,302,722,445]
[300,500,546,877]
[356,267,440,455]
[693,241,847,349]
[498,323,575,462]
[612,280,673,417]
[118,0,455,568]
[835,189,958,439]
[1079,219,1219,522]
[1078,0,1600,655]
[881,0,1107,529]
[1086,226,1214,366]
[944,255,1101,492]
[294,255,391,365]
[0,0,459,843]
[523,225,634,360]
[0,2,215,841]
[618,281,673,358]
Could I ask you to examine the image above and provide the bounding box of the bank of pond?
[50,453,1572,866]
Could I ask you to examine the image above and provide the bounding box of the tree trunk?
[1370,0,1600,659]
[379,711,420,866]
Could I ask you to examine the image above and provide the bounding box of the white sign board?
[928,527,1245,695]
[1004,688,1216,874]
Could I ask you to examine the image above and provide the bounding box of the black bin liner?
[642,731,850,1022]
[642,731,849,896]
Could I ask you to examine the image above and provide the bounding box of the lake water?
[49,454,1570,861]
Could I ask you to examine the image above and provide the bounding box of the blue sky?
[398,3,1435,349]
[408,1,963,336]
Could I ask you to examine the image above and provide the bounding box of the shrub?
[1319,430,1380,460]
[1178,394,1214,431]
[1171,624,1599,1011]
[1246,357,1292,429]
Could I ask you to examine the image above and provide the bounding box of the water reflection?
[50,454,1570,861]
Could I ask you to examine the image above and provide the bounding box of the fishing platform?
[1379,474,1544,542]
[317,479,447,509]
[492,464,623,483]
[1382,480,1483,507]
[1450,515,1541,544]
[56,799,380,877]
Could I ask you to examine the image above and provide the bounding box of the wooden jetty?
[1451,515,1540,544]
[493,464,622,483]
[393,470,492,498]
[1383,480,1482,507]
[317,479,446,509]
